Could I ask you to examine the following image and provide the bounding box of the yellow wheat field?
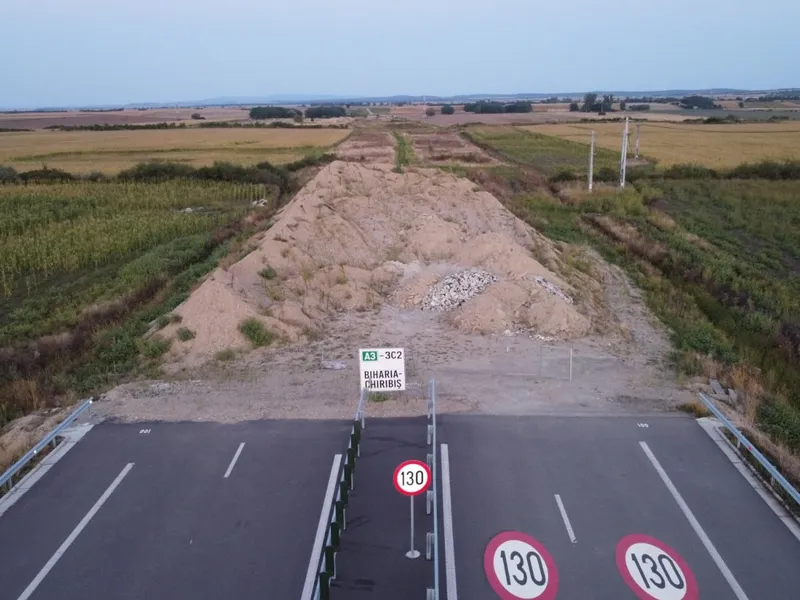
[0,127,350,174]
[521,122,800,168]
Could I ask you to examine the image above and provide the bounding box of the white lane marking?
[441,444,458,600]
[554,494,577,543]
[640,441,750,600]
[17,463,134,600]
[223,442,245,478]
[301,454,343,600]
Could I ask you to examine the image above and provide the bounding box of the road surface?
[438,414,800,599]
[0,420,351,600]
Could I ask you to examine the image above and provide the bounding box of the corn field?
[0,181,271,297]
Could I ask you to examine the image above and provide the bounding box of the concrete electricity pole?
[588,130,595,191]
[634,123,640,160]
[619,117,629,188]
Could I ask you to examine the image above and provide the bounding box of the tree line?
[249,105,347,120]
[463,101,532,114]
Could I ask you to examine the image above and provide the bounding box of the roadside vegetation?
[0,153,335,433]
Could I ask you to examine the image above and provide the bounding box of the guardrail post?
[427,424,433,445]
[336,500,346,530]
[426,532,433,560]
[319,572,331,600]
[426,453,433,472]
[426,490,432,515]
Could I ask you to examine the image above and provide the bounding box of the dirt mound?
[161,161,589,368]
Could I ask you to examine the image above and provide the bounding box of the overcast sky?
[1,0,798,108]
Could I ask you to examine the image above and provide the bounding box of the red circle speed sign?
[483,531,559,600]
[393,459,431,496]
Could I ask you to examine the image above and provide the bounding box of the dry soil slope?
[160,160,589,369]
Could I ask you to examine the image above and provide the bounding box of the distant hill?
[5,88,799,111]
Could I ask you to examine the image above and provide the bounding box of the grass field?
[522,122,800,168]
[0,179,278,427]
[465,126,619,176]
[0,128,350,174]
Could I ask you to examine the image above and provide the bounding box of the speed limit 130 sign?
[484,531,559,600]
[616,534,699,600]
[393,459,431,496]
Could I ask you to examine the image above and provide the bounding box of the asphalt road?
[0,419,351,600]
[332,416,433,599]
[438,414,800,600]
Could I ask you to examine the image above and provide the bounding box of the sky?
[1,0,798,108]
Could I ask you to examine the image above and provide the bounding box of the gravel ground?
[96,259,691,423]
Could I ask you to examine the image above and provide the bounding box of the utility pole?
[619,117,629,188]
[634,123,640,160]
[588,130,595,191]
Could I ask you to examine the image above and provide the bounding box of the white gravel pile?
[422,270,497,311]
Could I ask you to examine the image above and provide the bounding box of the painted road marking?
[441,444,458,600]
[300,454,342,600]
[16,463,134,600]
[483,531,559,600]
[617,534,699,600]
[223,442,245,478]
[554,494,577,543]
[640,441,750,600]
[394,459,431,496]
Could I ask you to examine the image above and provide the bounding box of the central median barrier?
[304,389,366,600]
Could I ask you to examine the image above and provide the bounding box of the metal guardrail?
[426,379,439,600]
[0,398,93,495]
[310,389,367,600]
[698,392,800,507]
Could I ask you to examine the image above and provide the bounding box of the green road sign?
[361,351,378,361]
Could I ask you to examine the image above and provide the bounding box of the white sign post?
[393,460,431,560]
[359,348,406,392]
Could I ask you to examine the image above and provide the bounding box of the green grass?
[238,318,276,347]
[176,327,195,341]
[392,132,414,172]
[464,126,620,176]
[0,177,284,428]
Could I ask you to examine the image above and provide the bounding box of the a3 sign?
[484,531,697,600]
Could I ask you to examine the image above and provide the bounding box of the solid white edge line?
[696,417,800,543]
[301,453,343,600]
[554,494,577,543]
[640,441,750,600]
[16,462,134,600]
[441,444,458,600]
[223,442,246,478]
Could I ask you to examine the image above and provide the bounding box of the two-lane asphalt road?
[438,414,800,599]
[0,420,351,600]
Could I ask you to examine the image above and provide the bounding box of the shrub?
[663,163,720,180]
[441,104,455,115]
[728,160,800,181]
[141,337,171,358]
[425,107,436,117]
[238,318,275,347]
[550,168,578,183]
[0,165,19,183]
[117,161,195,181]
[259,266,277,279]
[19,167,74,183]
[176,327,195,341]
[595,166,618,182]
[305,105,347,119]
[215,348,236,361]
[568,102,579,112]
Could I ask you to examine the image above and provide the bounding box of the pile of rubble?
[422,270,497,312]
[531,276,573,305]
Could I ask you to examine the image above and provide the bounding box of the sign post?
[359,348,406,392]
[393,459,431,559]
